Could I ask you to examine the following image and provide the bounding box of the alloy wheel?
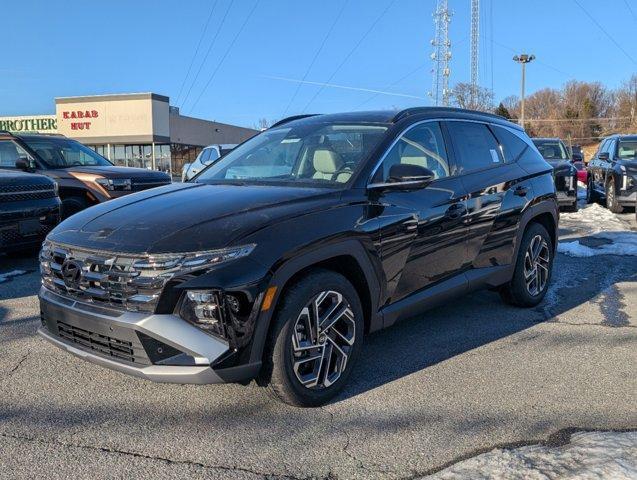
[523,235,550,296]
[291,290,356,390]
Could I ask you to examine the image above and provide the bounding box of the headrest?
[313,149,341,174]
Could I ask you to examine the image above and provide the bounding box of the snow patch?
[577,181,587,200]
[558,204,637,257]
[0,270,26,284]
[426,430,637,480]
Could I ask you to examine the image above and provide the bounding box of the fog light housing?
[179,290,226,338]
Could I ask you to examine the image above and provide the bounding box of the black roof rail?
[270,114,319,128]
[0,130,15,136]
[392,106,511,124]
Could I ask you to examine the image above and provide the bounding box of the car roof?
[272,107,522,130]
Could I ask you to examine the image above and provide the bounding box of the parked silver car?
[181,144,237,182]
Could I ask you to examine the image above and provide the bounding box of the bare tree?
[451,83,494,112]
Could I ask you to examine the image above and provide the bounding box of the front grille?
[0,222,53,246]
[0,183,56,202]
[40,242,171,312]
[57,320,138,363]
[130,177,170,192]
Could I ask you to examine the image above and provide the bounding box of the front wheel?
[260,270,364,407]
[606,179,625,214]
[500,223,553,307]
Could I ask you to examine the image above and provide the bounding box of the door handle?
[445,203,466,219]
[514,185,528,197]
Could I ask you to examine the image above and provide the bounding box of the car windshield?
[21,137,112,168]
[532,140,569,160]
[618,140,637,159]
[196,123,388,187]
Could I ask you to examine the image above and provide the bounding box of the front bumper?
[617,190,637,206]
[38,287,230,384]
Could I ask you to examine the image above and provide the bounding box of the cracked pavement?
[0,209,635,479]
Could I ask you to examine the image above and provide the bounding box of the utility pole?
[429,0,452,106]
[513,54,535,128]
[470,0,480,107]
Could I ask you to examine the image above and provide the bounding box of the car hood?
[47,182,340,254]
[0,169,54,187]
[546,160,575,176]
[53,165,171,180]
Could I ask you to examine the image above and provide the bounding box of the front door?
[369,121,468,308]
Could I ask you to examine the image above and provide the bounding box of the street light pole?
[513,54,535,128]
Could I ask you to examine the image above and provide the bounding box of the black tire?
[500,222,554,308]
[561,200,578,213]
[260,269,364,407]
[586,177,597,204]
[61,196,89,219]
[605,178,625,214]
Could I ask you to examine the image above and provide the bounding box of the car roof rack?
[392,107,510,124]
[270,114,319,128]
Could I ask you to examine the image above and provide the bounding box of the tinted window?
[532,139,569,160]
[446,121,504,173]
[605,139,616,158]
[197,148,211,165]
[0,140,32,168]
[492,125,528,162]
[618,140,637,159]
[373,122,450,183]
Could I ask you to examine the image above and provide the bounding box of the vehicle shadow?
[336,251,637,403]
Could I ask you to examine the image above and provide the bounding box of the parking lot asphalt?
[1,208,636,479]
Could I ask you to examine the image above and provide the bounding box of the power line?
[624,0,637,22]
[188,0,260,114]
[175,1,218,106]
[280,0,350,118]
[355,63,428,109]
[181,0,234,109]
[572,0,637,66]
[301,0,397,113]
[524,116,633,123]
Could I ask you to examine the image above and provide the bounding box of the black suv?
[0,131,171,218]
[532,138,578,212]
[38,108,558,406]
[0,168,60,252]
[587,134,637,213]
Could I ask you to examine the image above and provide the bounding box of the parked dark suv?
[587,134,637,213]
[38,108,558,407]
[532,137,578,212]
[0,168,60,252]
[0,131,171,218]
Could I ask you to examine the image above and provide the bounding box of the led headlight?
[179,290,226,338]
[95,177,132,191]
[52,181,59,195]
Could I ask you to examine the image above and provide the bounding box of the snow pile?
[558,204,637,257]
[426,430,637,480]
[0,270,26,284]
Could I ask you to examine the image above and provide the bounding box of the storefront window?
[154,144,172,174]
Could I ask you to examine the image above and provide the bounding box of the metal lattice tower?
[470,0,480,105]
[429,0,452,106]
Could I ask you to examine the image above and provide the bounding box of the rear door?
[445,121,532,270]
[370,121,468,306]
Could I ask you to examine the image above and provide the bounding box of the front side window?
[372,122,450,183]
[198,123,388,186]
[197,148,212,165]
[618,140,637,159]
[446,121,504,173]
[21,137,112,168]
[0,140,33,168]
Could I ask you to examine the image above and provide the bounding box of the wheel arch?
[249,239,382,365]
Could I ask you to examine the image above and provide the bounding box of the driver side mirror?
[369,163,435,191]
[15,157,33,172]
[598,152,609,161]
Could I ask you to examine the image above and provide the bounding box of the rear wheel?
[606,179,625,214]
[261,270,364,407]
[500,223,553,307]
[586,177,597,204]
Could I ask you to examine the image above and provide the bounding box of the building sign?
[62,110,99,130]
[0,115,57,133]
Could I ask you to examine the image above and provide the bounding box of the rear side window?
[197,148,211,164]
[492,125,528,162]
[445,121,504,173]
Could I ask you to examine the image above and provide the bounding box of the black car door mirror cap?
[369,164,435,191]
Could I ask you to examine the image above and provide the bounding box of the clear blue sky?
[1,0,635,127]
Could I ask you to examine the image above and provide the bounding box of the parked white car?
[181,144,237,182]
